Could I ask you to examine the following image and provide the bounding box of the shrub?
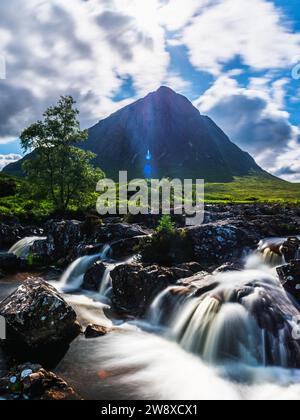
[136,216,193,266]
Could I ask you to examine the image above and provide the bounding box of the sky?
[0,0,300,181]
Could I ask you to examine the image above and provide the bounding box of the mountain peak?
[3,87,264,182]
[155,86,176,95]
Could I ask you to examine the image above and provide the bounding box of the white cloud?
[0,154,21,170]
[195,74,300,181]
[177,0,300,75]
[0,0,169,140]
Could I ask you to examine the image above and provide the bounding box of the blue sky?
[1,0,300,180]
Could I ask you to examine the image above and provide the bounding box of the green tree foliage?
[20,96,104,212]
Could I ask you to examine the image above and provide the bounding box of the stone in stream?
[185,223,256,268]
[82,261,107,292]
[277,260,300,301]
[0,253,20,272]
[0,363,82,400]
[84,324,117,339]
[111,262,204,317]
[280,237,300,263]
[0,279,81,366]
[110,236,142,259]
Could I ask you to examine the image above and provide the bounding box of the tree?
[20,96,104,212]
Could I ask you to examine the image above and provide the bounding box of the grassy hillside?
[0,172,299,221]
[206,175,300,203]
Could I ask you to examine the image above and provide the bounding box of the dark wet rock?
[277,261,300,302]
[179,272,215,296]
[185,223,256,268]
[93,222,150,244]
[82,261,107,292]
[170,262,204,279]
[84,324,116,339]
[0,224,44,248]
[280,237,300,263]
[72,244,105,259]
[213,261,244,273]
[111,263,178,317]
[44,220,84,258]
[0,279,81,353]
[0,253,20,272]
[110,236,143,259]
[111,261,207,317]
[0,363,82,400]
[30,238,54,266]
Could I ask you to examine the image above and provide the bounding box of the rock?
[169,262,204,279]
[0,224,44,248]
[0,279,81,358]
[185,223,256,268]
[29,238,54,266]
[213,262,244,273]
[0,363,81,400]
[0,253,20,272]
[84,324,116,339]
[93,222,150,244]
[110,236,142,259]
[82,261,107,292]
[111,262,207,317]
[111,263,178,317]
[280,237,300,263]
[277,261,300,301]
[44,220,84,258]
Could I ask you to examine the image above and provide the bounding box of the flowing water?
[57,245,112,292]
[55,251,300,400]
[5,234,300,400]
[8,236,47,258]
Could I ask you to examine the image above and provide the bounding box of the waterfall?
[58,245,111,292]
[99,255,137,297]
[257,238,286,267]
[99,265,115,296]
[8,236,47,259]
[170,264,300,368]
[147,285,192,327]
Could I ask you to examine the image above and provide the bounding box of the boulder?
[84,324,116,339]
[277,261,300,302]
[110,236,142,259]
[280,237,300,263]
[82,261,107,292]
[111,262,206,317]
[0,253,20,272]
[0,279,81,354]
[213,261,244,273]
[185,223,256,268]
[93,222,149,244]
[0,224,44,248]
[0,363,81,400]
[44,220,84,258]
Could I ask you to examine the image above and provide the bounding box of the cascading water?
[170,265,300,368]
[42,234,300,399]
[257,238,286,267]
[99,255,137,297]
[147,285,192,327]
[8,236,47,259]
[58,244,111,292]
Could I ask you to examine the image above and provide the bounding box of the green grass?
[0,172,300,222]
[205,175,300,203]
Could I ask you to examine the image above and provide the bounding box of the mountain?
[4,86,265,181]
